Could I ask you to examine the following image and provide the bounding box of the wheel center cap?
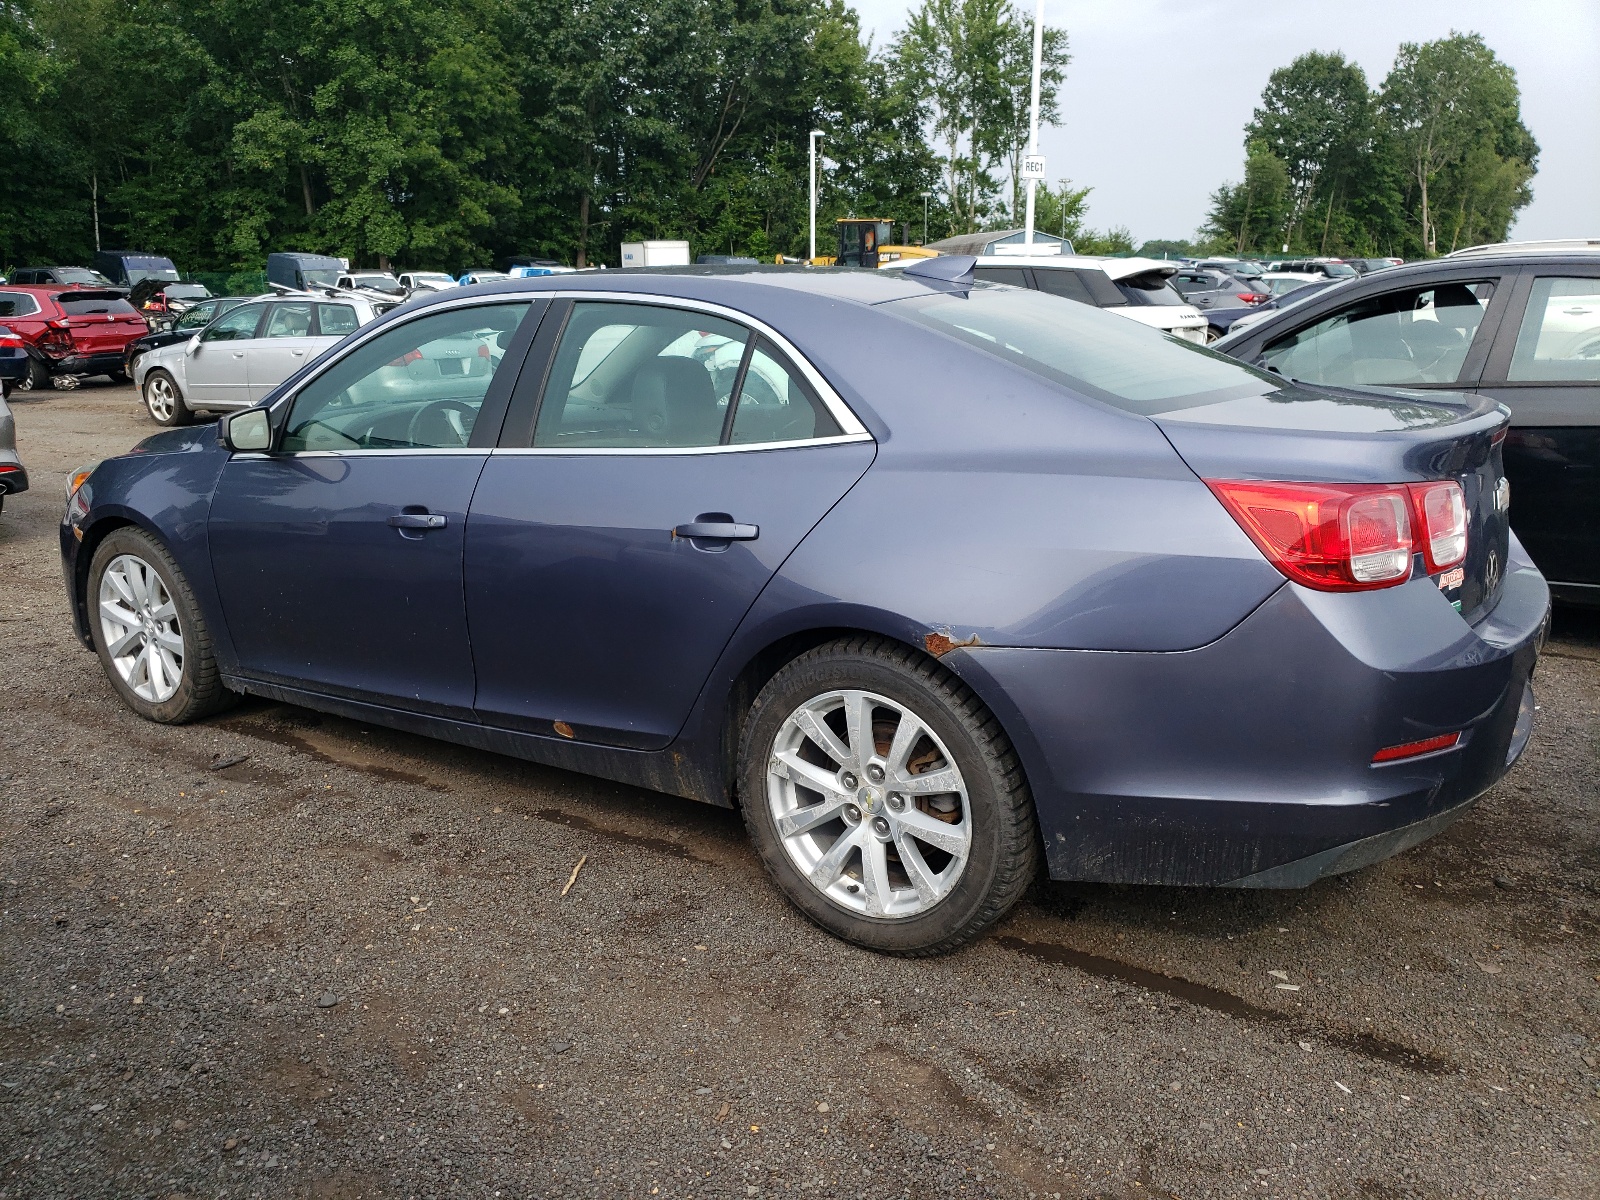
[857,785,882,812]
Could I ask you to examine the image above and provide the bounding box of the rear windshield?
[887,283,1276,415]
[1114,273,1187,306]
[58,296,139,317]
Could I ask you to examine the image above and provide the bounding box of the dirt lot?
[1,382,1597,1199]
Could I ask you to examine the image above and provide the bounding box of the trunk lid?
[1152,380,1512,623]
[56,292,148,354]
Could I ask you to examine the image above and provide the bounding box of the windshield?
[1322,262,1358,278]
[414,273,454,283]
[1115,273,1187,306]
[888,283,1277,415]
[127,268,181,284]
[56,268,115,286]
[166,284,210,299]
[300,268,341,288]
[350,274,402,292]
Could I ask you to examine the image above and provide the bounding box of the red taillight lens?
[1372,732,1461,763]
[1236,292,1268,304]
[1408,481,1467,572]
[0,334,22,348]
[1206,480,1415,591]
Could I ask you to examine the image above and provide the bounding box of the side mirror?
[185,333,202,356]
[220,409,272,452]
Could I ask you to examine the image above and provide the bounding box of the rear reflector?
[1372,732,1462,763]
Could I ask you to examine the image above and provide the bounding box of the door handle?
[674,521,758,541]
[291,349,306,357]
[388,512,448,530]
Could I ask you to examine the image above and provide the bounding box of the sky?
[849,0,1600,244]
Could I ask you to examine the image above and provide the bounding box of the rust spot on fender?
[552,721,575,740]
[924,630,982,658]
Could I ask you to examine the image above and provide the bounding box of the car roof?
[965,254,1177,280]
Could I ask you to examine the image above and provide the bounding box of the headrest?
[630,357,721,446]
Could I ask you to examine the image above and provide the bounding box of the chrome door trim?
[487,432,874,457]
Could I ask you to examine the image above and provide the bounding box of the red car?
[0,286,149,387]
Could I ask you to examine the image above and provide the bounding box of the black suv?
[1216,249,1600,603]
[9,266,119,288]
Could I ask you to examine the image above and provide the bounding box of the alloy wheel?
[98,554,184,703]
[145,375,176,421]
[766,688,971,919]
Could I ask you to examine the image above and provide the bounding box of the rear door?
[245,300,329,403]
[183,302,267,405]
[1478,266,1600,590]
[465,298,874,749]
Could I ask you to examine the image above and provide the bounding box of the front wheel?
[739,637,1039,955]
[18,356,48,392]
[143,369,190,426]
[87,527,234,723]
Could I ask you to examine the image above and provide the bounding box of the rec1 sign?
[1021,155,1047,180]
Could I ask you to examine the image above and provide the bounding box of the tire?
[738,636,1039,956]
[18,355,48,392]
[87,527,235,724]
[143,369,191,426]
[1204,326,1222,344]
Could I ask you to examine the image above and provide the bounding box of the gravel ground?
[2,382,1597,1200]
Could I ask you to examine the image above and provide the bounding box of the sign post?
[1022,0,1045,245]
[809,130,824,264]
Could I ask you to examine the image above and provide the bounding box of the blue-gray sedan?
[59,260,1548,954]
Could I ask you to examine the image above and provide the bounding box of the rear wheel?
[18,356,48,392]
[143,369,191,426]
[88,527,234,723]
[739,636,1038,955]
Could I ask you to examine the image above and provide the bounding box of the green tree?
[1201,140,1292,255]
[1379,31,1537,256]
[1246,51,1371,250]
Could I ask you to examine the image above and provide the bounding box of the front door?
[208,298,541,716]
[1479,268,1600,590]
[466,299,874,748]
[183,302,267,406]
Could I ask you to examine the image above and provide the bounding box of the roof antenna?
[903,255,976,287]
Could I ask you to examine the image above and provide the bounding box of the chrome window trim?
[544,291,867,438]
[489,432,873,457]
[263,288,871,452]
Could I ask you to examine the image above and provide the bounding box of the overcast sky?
[849,0,1599,244]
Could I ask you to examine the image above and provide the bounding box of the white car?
[397,272,459,293]
[337,271,405,298]
[132,294,383,426]
[971,255,1210,343]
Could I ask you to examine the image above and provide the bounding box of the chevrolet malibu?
[60,261,1548,955]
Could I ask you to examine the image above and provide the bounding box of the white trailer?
[620,240,691,268]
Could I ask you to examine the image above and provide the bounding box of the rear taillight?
[1207,481,1413,590]
[1409,481,1467,572]
[0,333,22,348]
[1208,478,1470,591]
[1236,292,1268,304]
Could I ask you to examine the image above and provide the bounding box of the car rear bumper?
[54,351,129,377]
[0,452,26,494]
[955,538,1550,887]
[0,351,27,382]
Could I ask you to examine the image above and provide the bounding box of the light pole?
[1023,0,1045,245]
[809,130,824,264]
[921,191,931,246]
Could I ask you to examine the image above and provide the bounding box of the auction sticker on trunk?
[1437,565,1466,611]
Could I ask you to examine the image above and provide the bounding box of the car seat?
[630,357,722,447]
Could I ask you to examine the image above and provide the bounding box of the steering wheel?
[406,398,478,447]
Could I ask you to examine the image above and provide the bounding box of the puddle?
[997,936,1453,1076]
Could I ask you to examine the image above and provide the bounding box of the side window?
[974,267,1031,288]
[201,305,264,342]
[533,302,749,448]
[1261,281,1495,386]
[316,304,359,337]
[1507,277,1600,382]
[1033,270,1095,305]
[264,302,314,338]
[281,302,533,452]
[728,340,842,445]
[0,292,41,318]
[174,304,213,330]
